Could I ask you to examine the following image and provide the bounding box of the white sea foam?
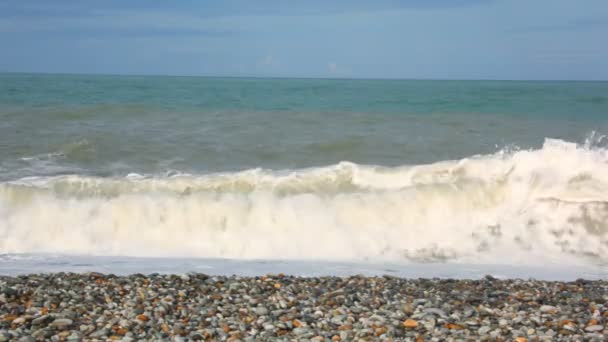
[1,138,608,266]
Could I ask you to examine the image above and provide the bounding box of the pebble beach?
[0,273,606,341]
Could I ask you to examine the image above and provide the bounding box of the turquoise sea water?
[1,73,607,178]
[1,73,607,277]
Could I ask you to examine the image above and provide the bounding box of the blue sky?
[0,0,607,80]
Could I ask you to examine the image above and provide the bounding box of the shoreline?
[2,255,606,281]
[1,273,606,341]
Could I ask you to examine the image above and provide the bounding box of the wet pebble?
[0,273,605,340]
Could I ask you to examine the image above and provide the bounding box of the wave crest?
[1,137,608,265]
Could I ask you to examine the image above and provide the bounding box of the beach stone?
[31,328,49,339]
[190,332,205,340]
[12,317,26,325]
[50,318,73,329]
[563,323,576,332]
[540,305,557,314]
[255,307,269,315]
[423,308,447,317]
[489,329,502,338]
[403,319,418,328]
[17,337,35,342]
[478,326,491,335]
[89,328,110,338]
[67,332,83,341]
[293,327,310,335]
[585,325,604,332]
[32,315,52,325]
[413,299,427,306]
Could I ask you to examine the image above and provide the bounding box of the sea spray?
[1,138,607,265]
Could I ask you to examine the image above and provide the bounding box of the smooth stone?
[32,315,52,325]
[11,318,26,326]
[293,327,310,335]
[478,326,491,335]
[18,337,36,342]
[255,307,269,315]
[31,328,48,338]
[67,334,83,342]
[563,324,576,332]
[585,325,604,332]
[423,308,447,318]
[89,328,110,338]
[413,299,427,306]
[539,305,557,313]
[190,332,204,340]
[50,318,73,329]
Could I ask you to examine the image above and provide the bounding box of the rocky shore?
[0,273,606,341]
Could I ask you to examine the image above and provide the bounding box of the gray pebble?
[478,326,491,335]
[89,328,110,338]
[17,337,35,342]
[255,306,269,315]
[423,308,447,317]
[50,318,73,329]
[31,315,52,325]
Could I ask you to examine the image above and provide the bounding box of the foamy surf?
[1,138,607,267]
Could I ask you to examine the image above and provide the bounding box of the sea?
[1,73,607,280]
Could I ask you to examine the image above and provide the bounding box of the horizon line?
[1,70,607,83]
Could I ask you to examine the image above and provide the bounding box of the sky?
[0,0,607,80]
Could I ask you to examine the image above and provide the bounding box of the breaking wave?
[1,137,608,265]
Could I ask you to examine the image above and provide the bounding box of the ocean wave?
[1,137,608,265]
